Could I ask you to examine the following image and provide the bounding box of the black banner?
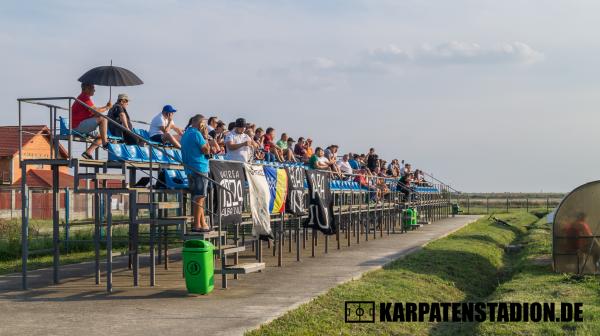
[304,170,336,235]
[285,166,306,215]
[210,160,246,225]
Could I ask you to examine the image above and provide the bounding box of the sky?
[1,0,599,192]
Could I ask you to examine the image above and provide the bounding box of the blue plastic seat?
[107,129,123,142]
[164,148,181,164]
[107,143,128,161]
[124,145,148,162]
[59,116,88,138]
[163,169,188,189]
[175,169,188,181]
[133,128,161,145]
[59,116,70,136]
[151,147,171,164]
[171,149,183,162]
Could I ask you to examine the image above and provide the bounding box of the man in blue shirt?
[349,153,360,170]
[181,114,213,232]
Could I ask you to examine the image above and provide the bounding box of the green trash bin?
[452,203,461,216]
[403,208,417,231]
[183,240,215,295]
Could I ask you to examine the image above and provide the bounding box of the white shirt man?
[225,118,255,162]
[149,112,168,137]
[336,155,353,175]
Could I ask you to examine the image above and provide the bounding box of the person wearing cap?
[107,93,138,145]
[181,114,214,232]
[224,118,257,162]
[72,83,112,160]
[148,104,183,148]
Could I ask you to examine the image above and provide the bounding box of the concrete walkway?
[0,215,479,336]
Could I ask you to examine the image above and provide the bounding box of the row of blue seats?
[59,116,123,141]
[59,117,172,146]
[414,186,440,193]
[107,143,182,164]
[331,180,365,191]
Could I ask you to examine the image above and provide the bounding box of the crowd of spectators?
[71,83,431,196]
[70,83,436,230]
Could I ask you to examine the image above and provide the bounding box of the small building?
[0,125,69,185]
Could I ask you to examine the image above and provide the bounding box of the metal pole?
[106,192,113,293]
[64,188,70,253]
[52,166,60,284]
[278,211,283,267]
[20,169,28,290]
[296,217,301,262]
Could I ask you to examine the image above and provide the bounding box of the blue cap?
[162,105,177,113]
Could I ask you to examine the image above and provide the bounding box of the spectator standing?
[208,121,226,153]
[181,114,215,232]
[224,118,257,162]
[207,116,218,133]
[149,105,183,148]
[72,83,112,160]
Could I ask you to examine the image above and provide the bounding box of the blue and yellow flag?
[264,166,288,214]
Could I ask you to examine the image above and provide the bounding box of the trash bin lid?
[183,239,215,251]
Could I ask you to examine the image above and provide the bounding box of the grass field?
[247,211,599,335]
[0,218,132,275]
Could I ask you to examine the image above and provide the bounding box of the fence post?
[546,197,549,211]
[467,195,470,214]
[506,196,509,213]
[526,197,529,212]
[486,196,489,214]
[11,189,16,219]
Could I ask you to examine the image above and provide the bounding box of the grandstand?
[16,96,457,293]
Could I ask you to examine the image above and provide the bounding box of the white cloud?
[415,41,544,65]
[269,41,543,90]
[266,57,344,91]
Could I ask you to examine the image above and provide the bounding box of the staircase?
[72,158,264,290]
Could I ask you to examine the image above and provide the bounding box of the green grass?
[474,216,600,335]
[247,212,539,335]
[0,249,113,275]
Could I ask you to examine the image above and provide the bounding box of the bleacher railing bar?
[16,96,458,292]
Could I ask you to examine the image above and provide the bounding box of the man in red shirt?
[72,83,111,159]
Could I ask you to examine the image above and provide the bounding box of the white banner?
[244,163,274,240]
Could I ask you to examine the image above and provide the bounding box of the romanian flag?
[264,166,288,214]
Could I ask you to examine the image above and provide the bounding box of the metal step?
[215,245,246,255]
[183,230,226,240]
[137,201,181,210]
[78,173,126,180]
[74,188,132,194]
[215,262,265,275]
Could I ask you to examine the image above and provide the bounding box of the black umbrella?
[78,61,143,102]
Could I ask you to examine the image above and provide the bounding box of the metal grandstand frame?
[17,96,457,292]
